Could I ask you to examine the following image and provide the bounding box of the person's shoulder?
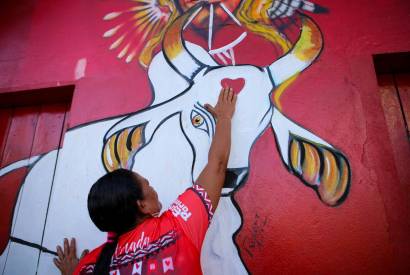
[75,244,105,273]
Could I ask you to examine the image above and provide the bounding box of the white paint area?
[208,4,214,50]
[148,42,213,105]
[37,250,60,275]
[0,156,39,177]
[201,197,247,275]
[219,2,242,26]
[268,54,309,85]
[0,36,332,274]
[302,0,316,12]
[2,152,58,273]
[39,118,123,259]
[0,244,9,274]
[74,58,87,80]
[3,243,38,275]
[11,152,57,244]
[169,50,201,80]
[209,32,247,66]
[180,1,245,67]
[186,42,218,67]
[271,107,332,165]
[132,115,194,211]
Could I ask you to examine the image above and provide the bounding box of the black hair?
[88,169,145,275]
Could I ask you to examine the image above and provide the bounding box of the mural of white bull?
[0,3,350,275]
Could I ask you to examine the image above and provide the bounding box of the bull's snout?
[222,168,249,195]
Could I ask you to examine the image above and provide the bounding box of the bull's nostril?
[224,168,249,189]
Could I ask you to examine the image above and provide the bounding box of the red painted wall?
[1,0,409,274]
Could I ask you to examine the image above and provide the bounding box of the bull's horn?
[267,15,323,86]
[162,4,205,82]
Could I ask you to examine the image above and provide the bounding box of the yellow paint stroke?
[319,150,339,203]
[129,5,151,12]
[139,20,168,67]
[138,0,178,66]
[293,18,322,62]
[103,135,119,172]
[135,15,155,31]
[275,18,321,107]
[192,8,208,25]
[102,126,146,172]
[110,34,126,50]
[290,139,301,173]
[133,0,153,3]
[302,142,320,184]
[138,17,160,42]
[132,8,152,20]
[116,129,130,168]
[103,0,178,68]
[130,127,144,150]
[236,0,299,110]
[139,21,163,67]
[236,0,291,53]
[163,5,201,60]
[332,157,349,204]
[249,0,271,23]
[273,73,299,110]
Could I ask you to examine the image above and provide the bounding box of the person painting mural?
[53,87,237,275]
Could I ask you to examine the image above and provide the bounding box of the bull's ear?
[271,108,351,207]
[102,96,184,172]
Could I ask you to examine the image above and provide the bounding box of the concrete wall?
[0,0,409,274]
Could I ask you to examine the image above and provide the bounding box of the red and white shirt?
[74,184,213,275]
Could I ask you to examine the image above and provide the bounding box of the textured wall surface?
[0,0,409,274]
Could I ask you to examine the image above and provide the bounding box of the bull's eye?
[192,114,204,127]
[190,110,209,134]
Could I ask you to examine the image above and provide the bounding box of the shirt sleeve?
[166,184,214,250]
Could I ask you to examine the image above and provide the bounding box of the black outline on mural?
[191,109,210,135]
[259,105,273,126]
[195,102,216,136]
[9,237,57,256]
[268,109,352,208]
[0,153,64,264]
[179,112,197,185]
[287,134,352,207]
[101,111,183,172]
[0,155,44,257]
[161,4,206,84]
[0,104,69,260]
[0,3,354,274]
[78,7,335,274]
[231,193,252,275]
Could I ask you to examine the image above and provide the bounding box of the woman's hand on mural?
[53,238,89,275]
[205,87,237,120]
[196,87,237,209]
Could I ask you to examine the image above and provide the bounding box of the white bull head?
[102,3,349,208]
[102,5,350,274]
[105,63,273,195]
[0,3,350,274]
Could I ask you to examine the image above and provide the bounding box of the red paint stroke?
[221,77,245,94]
[0,167,28,254]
